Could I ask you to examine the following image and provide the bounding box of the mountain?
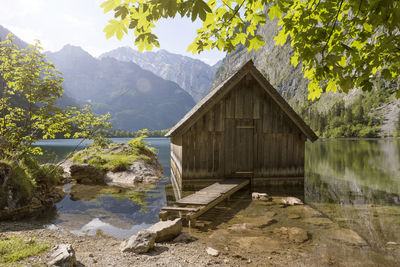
[213,19,400,137]
[100,47,222,102]
[0,25,28,48]
[47,45,195,131]
[0,25,79,109]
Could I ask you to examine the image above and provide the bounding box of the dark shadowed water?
[36,138,400,253]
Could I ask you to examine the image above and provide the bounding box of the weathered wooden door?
[224,119,254,178]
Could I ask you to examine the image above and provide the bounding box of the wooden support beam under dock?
[159,178,249,226]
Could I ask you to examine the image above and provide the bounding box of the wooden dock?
[159,178,249,226]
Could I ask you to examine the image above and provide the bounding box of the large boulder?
[105,159,162,186]
[47,244,76,267]
[69,164,105,185]
[148,218,182,242]
[120,230,156,253]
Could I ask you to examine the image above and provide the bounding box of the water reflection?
[36,138,170,239]
[36,137,400,257]
[305,139,400,251]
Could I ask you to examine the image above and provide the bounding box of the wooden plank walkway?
[159,178,249,226]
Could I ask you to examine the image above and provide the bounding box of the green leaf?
[290,54,299,67]
[103,20,127,40]
[246,35,264,51]
[360,80,373,92]
[381,69,392,80]
[268,5,282,20]
[100,0,121,13]
[338,56,346,67]
[326,79,337,93]
[114,5,129,19]
[274,30,289,46]
[307,80,322,100]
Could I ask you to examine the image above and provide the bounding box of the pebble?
[206,247,219,257]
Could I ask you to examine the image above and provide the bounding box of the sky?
[0,0,225,65]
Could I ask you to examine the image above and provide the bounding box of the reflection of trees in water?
[305,140,400,251]
[34,146,84,164]
[306,173,400,249]
[305,172,400,206]
[306,139,400,195]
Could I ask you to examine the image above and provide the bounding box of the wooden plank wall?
[170,136,183,188]
[179,76,305,182]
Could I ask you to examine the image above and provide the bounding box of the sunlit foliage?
[102,0,400,99]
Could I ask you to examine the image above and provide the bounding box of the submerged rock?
[70,164,105,185]
[173,232,193,243]
[252,192,271,201]
[206,247,219,257]
[278,197,303,206]
[148,218,182,242]
[274,227,309,243]
[329,228,367,246]
[302,217,333,226]
[47,244,76,267]
[120,230,156,253]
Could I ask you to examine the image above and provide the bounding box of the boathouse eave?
[165,60,318,142]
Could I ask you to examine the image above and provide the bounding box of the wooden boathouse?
[165,60,318,191]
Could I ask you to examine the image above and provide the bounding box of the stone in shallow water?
[173,232,193,243]
[288,214,301,219]
[147,218,182,242]
[47,244,76,267]
[120,230,156,253]
[329,228,367,246]
[287,227,309,243]
[206,247,219,256]
[274,227,309,243]
[302,217,333,226]
[252,192,272,201]
[279,197,303,206]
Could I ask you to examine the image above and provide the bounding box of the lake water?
[36,138,400,252]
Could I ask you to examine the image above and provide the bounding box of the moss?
[0,236,50,264]
[72,133,156,172]
[0,155,62,210]
[0,159,35,207]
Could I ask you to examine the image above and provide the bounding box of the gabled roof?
[166,60,318,142]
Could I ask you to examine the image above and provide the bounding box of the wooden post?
[159,211,168,221]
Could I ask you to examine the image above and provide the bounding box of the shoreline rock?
[47,244,76,267]
[60,142,162,187]
[120,230,156,253]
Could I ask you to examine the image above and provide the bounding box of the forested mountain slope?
[213,19,400,137]
[47,45,195,131]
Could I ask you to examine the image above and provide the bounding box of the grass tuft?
[0,236,50,264]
